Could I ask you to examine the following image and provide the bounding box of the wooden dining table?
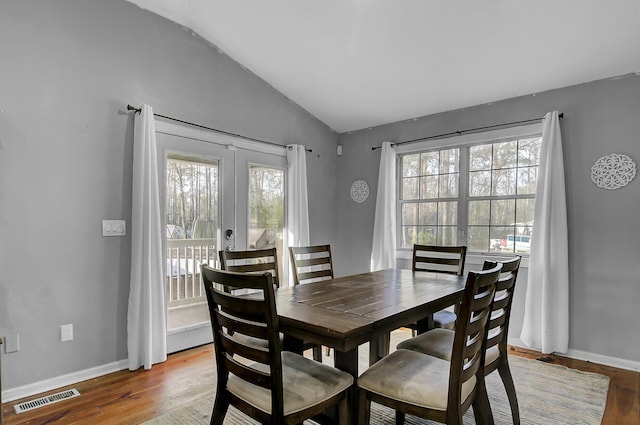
[275,268,466,422]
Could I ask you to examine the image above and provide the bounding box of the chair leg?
[472,377,494,425]
[498,360,520,425]
[395,411,405,425]
[312,345,323,362]
[210,392,230,425]
[337,394,350,425]
[358,389,371,425]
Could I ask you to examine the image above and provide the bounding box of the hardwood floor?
[2,342,639,424]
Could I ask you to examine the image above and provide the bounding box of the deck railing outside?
[166,238,217,307]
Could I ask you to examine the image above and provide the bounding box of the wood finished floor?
[2,343,639,424]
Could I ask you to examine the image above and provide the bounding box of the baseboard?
[2,359,129,403]
[508,337,640,372]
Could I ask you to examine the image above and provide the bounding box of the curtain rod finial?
[127,104,141,114]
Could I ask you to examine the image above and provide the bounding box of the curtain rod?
[371,112,564,151]
[127,104,312,153]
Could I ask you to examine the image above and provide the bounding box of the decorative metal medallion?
[590,153,636,190]
[350,179,370,203]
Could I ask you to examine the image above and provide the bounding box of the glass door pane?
[165,155,219,334]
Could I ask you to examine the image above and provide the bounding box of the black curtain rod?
[371,112,564,151]
[127,104,312,153]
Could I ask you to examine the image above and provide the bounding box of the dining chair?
[201,266,353,425]
[357,263,501,425]
[289,244,335,357]
[289,244,334,285]
[219,247,324,362]
[397,256,522,424]
[411,244,468,331]
[218,247,281,287]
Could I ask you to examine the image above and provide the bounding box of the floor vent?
[14,388,80,414]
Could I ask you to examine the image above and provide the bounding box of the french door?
[156,121,287,353]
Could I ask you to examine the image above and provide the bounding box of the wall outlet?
[5,333,20,353]
[102,219,126,236]
[60,324,73,342]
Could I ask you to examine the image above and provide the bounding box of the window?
[398,125,542,254]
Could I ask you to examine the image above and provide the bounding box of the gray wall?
[336,74,640,364]
[0,0,338,390]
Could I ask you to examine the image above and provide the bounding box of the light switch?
[102,220,126,237]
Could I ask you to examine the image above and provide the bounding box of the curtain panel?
[520,111,569,354]
[286,145,310,285]
[127,104,167,370]
[371,142,397,271]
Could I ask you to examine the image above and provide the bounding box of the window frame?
[395,123,542,263]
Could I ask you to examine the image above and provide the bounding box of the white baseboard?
[2,359,129,403]
[508,337,640,372]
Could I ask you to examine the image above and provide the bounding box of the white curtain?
[127,104,167,370]
[520,111,569,354]
[370,142,397,271]
[286,145,310,285]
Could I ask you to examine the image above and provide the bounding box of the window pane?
[492,168,516,196]
[490,199,515,226]
[417,226,437,245]
[419,175,438,198]
[401,226,418,248]
[402,177,419,200]
[438,201,457,225]
[518,138,541,166]
[468,200,490,225]
[420,152,439,175]
[517,166,538,194]
[468,226,489,252]
[469,171,491,196]
[516,198,535,225]
[470,144,492,171]
[402,203,418,225]
[418,202,438,225]
[438,226,457,245]
[493,140,517,169]
[439,174,458,198]
[403,154,419,177]
[440,149,459,173]
[248,166,284,255]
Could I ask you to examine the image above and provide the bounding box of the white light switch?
[102,220,126,237]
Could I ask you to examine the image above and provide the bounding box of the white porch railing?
[166,238,217,306]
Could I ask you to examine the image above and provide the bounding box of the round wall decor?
[350,179,369,203]
[590,153,636,190]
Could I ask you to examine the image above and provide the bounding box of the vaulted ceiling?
[126,0,640,133]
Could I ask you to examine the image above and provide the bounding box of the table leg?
[416,313,435,334]
[368,334,390,366]
[282,334,303,354]
[334,348,358,423]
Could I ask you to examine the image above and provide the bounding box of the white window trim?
[395,122,541,266]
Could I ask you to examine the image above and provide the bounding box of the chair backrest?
[482,256,522,367]
[447,264,501,411]
[201,266,286,420]
[412,244,467,275]
[219,248,280,288]
[289,245,334,285]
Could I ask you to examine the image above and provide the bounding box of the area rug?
[143,333,609,424]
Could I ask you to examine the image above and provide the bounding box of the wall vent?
[14,388,80,414]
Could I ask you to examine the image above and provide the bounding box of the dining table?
[275,267,466,422]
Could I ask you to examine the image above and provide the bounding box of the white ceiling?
[126,0,640,133]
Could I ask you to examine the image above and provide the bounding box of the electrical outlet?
[60,324,73,342]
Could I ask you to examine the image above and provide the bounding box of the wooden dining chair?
[289,244,335,357]
[411,244,468,331]
[218,247,281,287]
[201,266,353,425]
[289,244,334,285]
[397,256,522,424]
[357,263,501,425]
[219,247,324,362]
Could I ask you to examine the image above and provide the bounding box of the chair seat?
[357,349,476,411]
[397,328,500,365]
[229,351,353,416]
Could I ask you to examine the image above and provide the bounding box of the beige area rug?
[143,331,609,425]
